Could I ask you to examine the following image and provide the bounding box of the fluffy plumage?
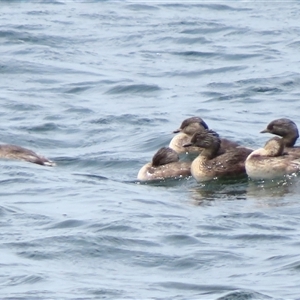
[246,136,300,180]
[184,129,252,182]
[261,118,300,158]
[137,147,191,181]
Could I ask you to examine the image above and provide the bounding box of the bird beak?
[183,143,192,147]
[173,129,181,133]
[260,128,269,133]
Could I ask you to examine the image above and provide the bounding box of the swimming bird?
[0,144,55,166]
[260,118,300,158]
[169,116,240,155]
[137,147,191,181]
[183,129,252,182]
[245,136,300,180]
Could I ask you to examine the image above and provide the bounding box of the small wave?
[203,4,252,12]
[96,235,159,249]
[172,51,217,58]
[161,234,200,246]
[125,4,159,11]
[277,260,300,273]
[233,233,290,241]
[176,36,211,45]
[82,287,124,298]
[161,3,250,11]
[216,289,272,300]
[158,281,236,292]
[45,219,86,230]
[73,173,110,181]
[89,222,141,233]
[0,28,67,48]
[5,274,45,286]
[251,86,282,93]
[287,40,300,48]
[222,53,261,61]
[180,25,233,35]
[90,114,168,126]
[105,84,161,94]
[22,122,59,133]
[4,101,43,112]
[172,66,247,78]
[63,106,94,114]
[17,250,55,261]
[65,86,92,94]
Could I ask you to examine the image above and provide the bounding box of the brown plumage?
[0,144,55,166]
[261,118,300,158]
[184,129,252,182]
[137,147,191,181]
[246,136,300,180]
[169,116,240,155]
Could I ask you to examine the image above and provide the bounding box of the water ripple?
[105,84,161,94]
[1,2,300,299]
[158,281,236,292]
[216,290,273,300]
[3,274,45,286]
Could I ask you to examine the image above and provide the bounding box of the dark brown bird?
[183,129,252,182]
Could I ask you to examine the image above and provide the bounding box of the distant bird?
[246,136,300,180]
[137,147,191,181]
[0,144,55,166]
[260,118,300,158]
[183,129,252,182]
[169,116,240,155]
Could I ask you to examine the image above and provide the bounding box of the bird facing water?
[137,147,191,181]
[0,144,55,166]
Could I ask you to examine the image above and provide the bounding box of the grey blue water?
[1,1,300,299]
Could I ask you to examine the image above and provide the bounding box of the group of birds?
[0,117,299,183]
[137,117,300,182]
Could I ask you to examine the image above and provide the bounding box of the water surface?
[1,1,300,299]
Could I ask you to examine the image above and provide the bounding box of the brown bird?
[246,136,300,180]
[184,129,252,182]
[137,147,191,181]
[260,118,300,158]
[0,144,55,166]
[169,116,240,155]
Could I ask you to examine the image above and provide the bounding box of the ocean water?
[1,1,300,299]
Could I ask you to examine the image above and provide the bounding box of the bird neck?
[200,146,219,160]
[283,133,298,147]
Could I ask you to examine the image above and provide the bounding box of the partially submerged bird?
[169,116,240,155]
[260,118,300,158]
[137,147,191,181]
[183,129,252,182]
[0,144,55,166]
[245,136,300,180]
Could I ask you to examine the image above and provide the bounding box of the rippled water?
[1,1,300,299]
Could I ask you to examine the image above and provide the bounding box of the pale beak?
[260,128,269,133]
